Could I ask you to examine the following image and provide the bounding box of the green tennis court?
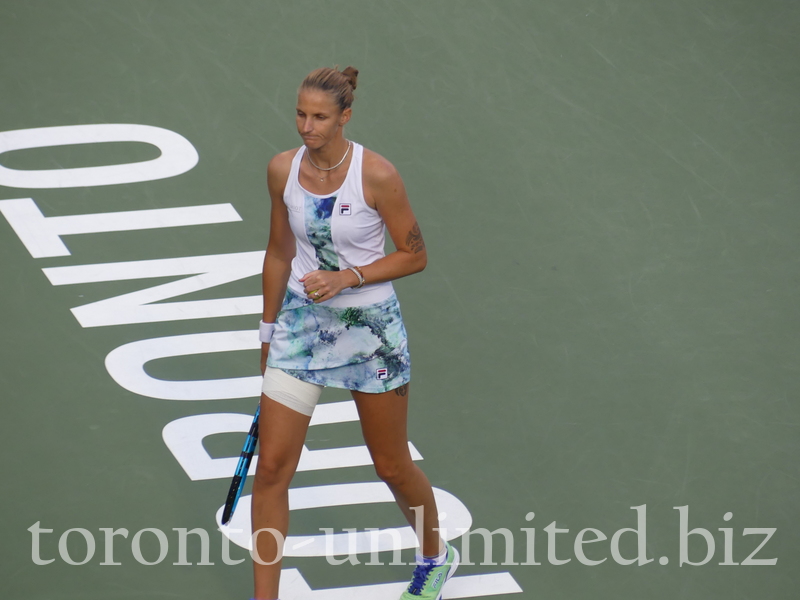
[1,1,798,599]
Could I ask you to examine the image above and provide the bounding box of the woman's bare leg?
[351,383,443,557]
[251,394,311,600]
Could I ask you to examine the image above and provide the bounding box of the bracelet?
[259,321,275,343]
[348,266,365,289]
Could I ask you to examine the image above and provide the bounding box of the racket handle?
[221,475,243,525]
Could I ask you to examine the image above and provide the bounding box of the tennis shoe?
[399,542,459,600]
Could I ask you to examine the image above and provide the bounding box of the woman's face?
[295,88,351,150]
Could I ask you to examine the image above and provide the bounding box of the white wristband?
[259,321,275,343]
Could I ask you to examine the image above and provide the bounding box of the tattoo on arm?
[406,222,426,254]
[394,383,409,397]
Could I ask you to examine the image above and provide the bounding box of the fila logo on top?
[376,368,388,380]
[339,203,351,216]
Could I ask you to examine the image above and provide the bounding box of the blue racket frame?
[221,404,260,525]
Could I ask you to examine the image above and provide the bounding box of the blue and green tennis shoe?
[400,541,459,600]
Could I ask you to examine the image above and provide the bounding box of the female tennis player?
[251,66,458,600]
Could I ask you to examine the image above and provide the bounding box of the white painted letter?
[610,505,652,566]
[741,528,777,566]
[218,483,473,557]
[99,528,129,566]
[0,124,198,188]
[276,567,523,599]
[173,528,213,566]
[42,251,264,327]
[574,528,607,566]
[107,331,261,401]
[58,528,96,566]
[28,522,55,565]
[161,404,422,480]
[131,528,169,566]
[675,505,715,566]
[0,198,240,258]
[544,522,570,565]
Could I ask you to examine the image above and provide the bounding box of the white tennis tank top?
[283,142,395,307]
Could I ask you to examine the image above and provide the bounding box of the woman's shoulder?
[268,147,302,174]
[267,147,302,195]
[361,147,401,187]
[267,147,302,185]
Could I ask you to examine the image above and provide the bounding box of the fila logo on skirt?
[376,368,388,380]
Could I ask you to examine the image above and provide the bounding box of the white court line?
[279,568,523,599]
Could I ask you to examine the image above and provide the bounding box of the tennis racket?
[221,404,260,525]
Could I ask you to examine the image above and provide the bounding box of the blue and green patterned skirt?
[266,288,411,393]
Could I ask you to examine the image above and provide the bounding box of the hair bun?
[341,66,359,91]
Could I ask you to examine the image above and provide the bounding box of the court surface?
[1,1,798,599]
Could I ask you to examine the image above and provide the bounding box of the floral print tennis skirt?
[266,288,411,393]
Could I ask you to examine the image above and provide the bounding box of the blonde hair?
[299,66,359,111]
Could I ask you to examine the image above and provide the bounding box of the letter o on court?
[57,528,96,565]
[0,124,199,188]
[131,528,170,566]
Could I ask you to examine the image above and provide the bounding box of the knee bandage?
[261,366,323,416]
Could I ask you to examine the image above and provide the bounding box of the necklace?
[306,140,351,181]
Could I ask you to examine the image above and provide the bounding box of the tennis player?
[251,66,458,600]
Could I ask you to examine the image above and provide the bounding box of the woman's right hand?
[260,342,270,376]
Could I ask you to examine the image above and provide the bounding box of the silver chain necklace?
[306,140,351,181]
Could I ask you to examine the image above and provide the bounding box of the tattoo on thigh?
[394,383,409,397]
[406,222,425,254]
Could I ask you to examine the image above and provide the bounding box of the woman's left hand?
[300,269,357,303]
